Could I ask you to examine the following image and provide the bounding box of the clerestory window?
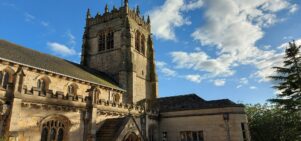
[0,71,10,89]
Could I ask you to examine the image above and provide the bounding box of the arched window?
[93,89,100,104]
[41,119,68,141]
[141,35,145,55]
[37,79,47,93]
[135,31,141,52]
[98,33,106,51]
[106,31,114,49]
[37,76,50,94]
[67,85,77,96]
[113,94,120,103]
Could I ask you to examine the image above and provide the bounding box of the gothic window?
[93,89,100,104]
[106,32,114,49]
[135,31,141,52]
[41,120,67,141]
[113,94,120,103]
[67,85,77,96]
[37,79,47,93]
[141,35,145,55]
[98,33,106,51]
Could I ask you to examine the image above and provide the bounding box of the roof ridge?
[0,39,76,64]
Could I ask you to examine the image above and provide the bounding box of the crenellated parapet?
[85,3,151,31]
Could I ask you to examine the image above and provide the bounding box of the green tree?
[269,41,301,112]
[246,104,301,141]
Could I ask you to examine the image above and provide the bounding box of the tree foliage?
[246,104,301,141]
[269,41,301,112]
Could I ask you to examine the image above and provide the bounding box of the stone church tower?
[81,0,158,104]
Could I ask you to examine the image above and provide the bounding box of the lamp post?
[223,113,231,141]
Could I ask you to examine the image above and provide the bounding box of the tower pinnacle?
[105,4,109,13]
[124,0,129,7]
[86,8,91,19]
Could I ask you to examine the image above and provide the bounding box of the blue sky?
[0,0,301,104]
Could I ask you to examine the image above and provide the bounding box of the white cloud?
[25,13,35,22]
[66,31,76,47]
[250,86,257,90]
[171,51,234,77]
[185,74,202,83]
[182,0,204,11]
[239,77,249,85]
[170,0,297,82]
[41,21,49,27]
[289,4,298,13]
[214,79,226,86]
[148,0,187,40]
[47,42,76,56]
[156,61,177,77]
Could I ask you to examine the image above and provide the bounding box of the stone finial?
[86,8,91,19]
[136,5,140,15]
[113,5,117,11]
[105,4,109,13]
[147,15,151,24]
[96,12,101,17]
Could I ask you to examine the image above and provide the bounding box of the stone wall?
[159,107,250,141]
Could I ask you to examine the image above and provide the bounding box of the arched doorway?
[124,132,140,141]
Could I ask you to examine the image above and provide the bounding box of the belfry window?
[98,33,106,51]
[141,35,146,55]
[106,32,114,49]
[135,31,141,52]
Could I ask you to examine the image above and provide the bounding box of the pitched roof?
[96,117,129,141]
[0,40,122,90]
[158,94,244,112]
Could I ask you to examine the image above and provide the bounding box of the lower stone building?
[0,1,250,141]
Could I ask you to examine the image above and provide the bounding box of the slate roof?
[0,40,122,90]
[96,117,129,141]
[158,94,244,112]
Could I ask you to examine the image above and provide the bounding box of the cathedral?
[0,1,250,141]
